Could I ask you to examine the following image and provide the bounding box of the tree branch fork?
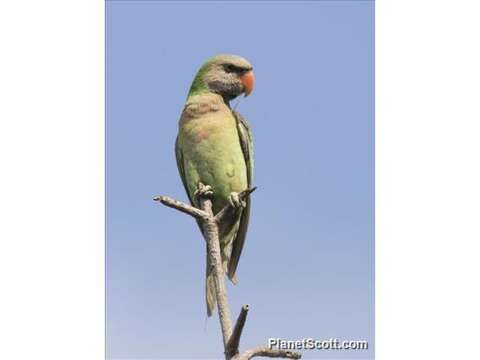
[154,185,301,360]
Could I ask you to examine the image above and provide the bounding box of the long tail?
[205,221,240,316]
[205,250,216,317]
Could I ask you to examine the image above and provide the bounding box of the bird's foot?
[228,192,246,209]
[194,182,213,200]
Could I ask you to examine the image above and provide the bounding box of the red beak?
[240,70,255,97]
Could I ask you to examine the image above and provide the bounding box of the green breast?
[178,107,248,213]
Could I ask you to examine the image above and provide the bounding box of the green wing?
[176,135,207,236]
[175,136,194,205]
[228,110,255,281]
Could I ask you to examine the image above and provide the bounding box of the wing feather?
[175,136,194,205]
[176,136,205,235]
[228,110,255,280]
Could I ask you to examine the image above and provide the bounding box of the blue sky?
[106,1,374,359]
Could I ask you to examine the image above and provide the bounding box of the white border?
[0,1,104,359]
[377,1,480,359]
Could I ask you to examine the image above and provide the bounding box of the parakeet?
[175,54,255,316]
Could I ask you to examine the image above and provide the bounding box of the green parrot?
[175,54,255,316]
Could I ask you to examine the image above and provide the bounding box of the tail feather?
[205,219,241,316]
[206,252,216,317]
[205,243,231,317]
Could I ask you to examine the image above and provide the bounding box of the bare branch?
[153,195,208,220]
[226,304,250,357]
[234,346,302,360]
[154,187,301,360]
[198,196,233,347]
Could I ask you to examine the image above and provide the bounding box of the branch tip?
[214,187,257,225]
[235,346,302,360]
[153,194,208,220]
[239,187,257,199]
[226,304,251,357]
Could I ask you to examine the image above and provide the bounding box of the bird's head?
[188,54,255,101]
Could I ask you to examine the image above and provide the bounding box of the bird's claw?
[228,192,246,209]
[194,182,213,199]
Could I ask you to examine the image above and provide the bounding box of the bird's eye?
[224,64,236,73]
